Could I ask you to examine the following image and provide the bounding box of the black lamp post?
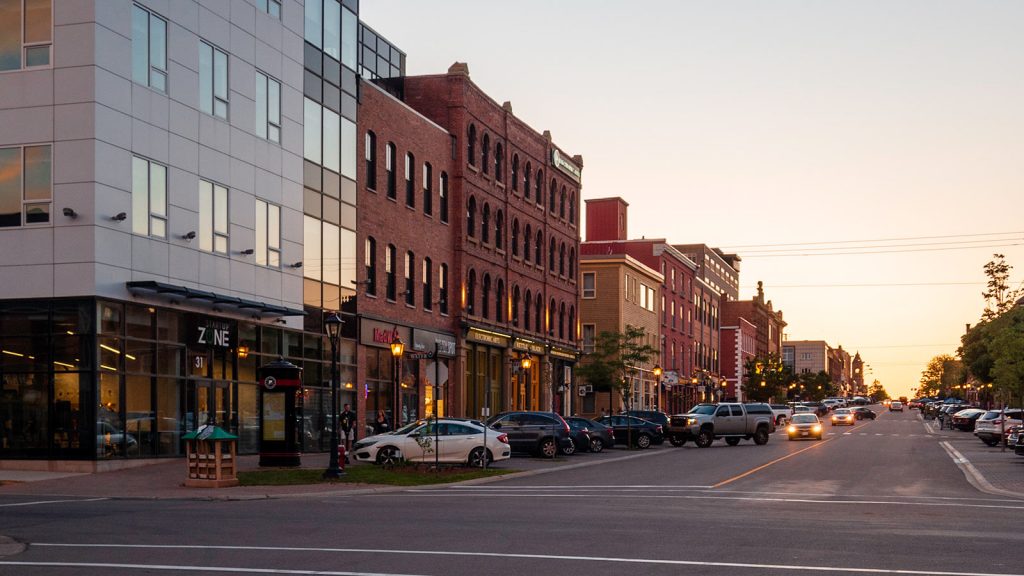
[323,313,344,479]
[390,334,405,430]
[652,364,662,411]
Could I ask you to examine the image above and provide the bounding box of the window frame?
[364,236,377,296]
[365,131,377,191]
[131,155,167,238]
[0,143,52,228]
[254,198,281,268]
[130,4,164,89]
[199,179,229,254]
[255,70,281,143]
[199,39,229,119]
[582,272,596,299]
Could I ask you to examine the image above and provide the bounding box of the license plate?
[800,431,808,437]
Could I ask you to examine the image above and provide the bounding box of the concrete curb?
[939,441,1024,501]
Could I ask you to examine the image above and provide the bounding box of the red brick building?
[721,317,757,401]
[357,63,582,424]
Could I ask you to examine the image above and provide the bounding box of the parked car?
[1005,425,1020,448]
[802,402,829,417]
[851,407,877,420]
[97,421,139,457]
[594,415,663,449]
[951,408,986,432]
[770,404,793,426]
[488,411,573,458]
[1014,429,1024,457]
[675,403,775,448]
[565,417,614,453]
[974,410,1024,446]
[787,413,823,441]
[624,410,669,445]
[830,408,856,426]
[889,401,904,412]
[352,418,511,467]
[563,418,592,455]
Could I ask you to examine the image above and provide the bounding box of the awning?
[126,281,306,317]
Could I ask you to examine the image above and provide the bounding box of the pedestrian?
[340,403,357,462]
[373,409,390,434]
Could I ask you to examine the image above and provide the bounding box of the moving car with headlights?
[830,408,856,426]
[675,403,775,448]
[352,418,510,467]
[889,401,904,412]
[788,413,823,440]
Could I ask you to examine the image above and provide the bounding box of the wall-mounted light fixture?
[62,207,78,219]
[289,261,303,268]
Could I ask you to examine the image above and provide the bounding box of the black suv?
[488,411,572,458]
[624,410,669,445]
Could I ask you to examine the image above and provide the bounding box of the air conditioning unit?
[578,387,588,397]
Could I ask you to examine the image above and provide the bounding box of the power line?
[741,236,1023,255]
[741,281,985,289]
[741,241,1024,258]
[721,230,1024,250]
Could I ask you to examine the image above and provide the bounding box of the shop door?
[193,380,233,430]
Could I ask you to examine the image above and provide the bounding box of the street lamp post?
[323,313,344,479]
[390,334,405,431]
[652,364,662,412]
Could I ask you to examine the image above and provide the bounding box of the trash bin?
[183,425,239,488]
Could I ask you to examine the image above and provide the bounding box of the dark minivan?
[488,411,572,458]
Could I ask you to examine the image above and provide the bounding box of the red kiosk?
[258,358,303,467]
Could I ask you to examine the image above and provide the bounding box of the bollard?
[338,444,347,471]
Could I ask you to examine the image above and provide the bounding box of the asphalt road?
[3,407,1024,576]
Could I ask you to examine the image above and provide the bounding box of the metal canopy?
[126,280,306,317]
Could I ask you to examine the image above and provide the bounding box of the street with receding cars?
[3,401,1024,575]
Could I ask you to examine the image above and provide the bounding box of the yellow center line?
[712,418,878,488]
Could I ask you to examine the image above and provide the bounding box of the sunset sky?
[362,0,1024,399]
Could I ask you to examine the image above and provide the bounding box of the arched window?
[535,170,543,206]
[496,278,505,322]
[524,162,532,200]
[523,289,532,331]
[422,257,432,311]
[535,230,543,264]
[559,302,566,340]
[385,142,396,199]
[481,133,490,175]
[512,285,520,326]
[569,247,576,279]
[535,293,543,334]
[365,236,376,296]
[511,218,520,257]
[405,251,415,306]
[559,186,566,219]
[568,306,575,341]
[548,299,556,336]
[548,237,556,273]
[365,131,377,190]
[482,274,492,319]
[439,263,449,315]
[439,172,449,223]
[549,178,557,213]
[467,196,476,238]
[495,142,503,181]
[523,224,532,263]
[569,191,576,224]
[467,124,476,166]
[467,269,476,315]
[559,242,566,277]
[495,210,504,250]
[481,203,491,244]
[511,154,519,191]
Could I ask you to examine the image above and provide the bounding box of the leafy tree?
[575,325,658,412]
[919,354,965,398]
[867,380,890,402]
[796,370,834,401]
[743,353,790,402]
[982,254,1024,320]
[989,306,1024,409]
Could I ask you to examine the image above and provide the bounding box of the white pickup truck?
[675,403,776,448]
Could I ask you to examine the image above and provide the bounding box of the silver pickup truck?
[675,403,776,447]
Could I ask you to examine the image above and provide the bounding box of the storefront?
[0,297,353,466]
[412,328,456,419]
[510,337,545,412]
[359,318,412,430]
[549,346,578,416]
[462,327,509,420]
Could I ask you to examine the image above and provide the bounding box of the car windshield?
[688,404,717,415]
[834,409,851,415]
[392,421,425,435]
[792,414,818,424]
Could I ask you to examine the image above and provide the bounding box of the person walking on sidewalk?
[339,403,356,462]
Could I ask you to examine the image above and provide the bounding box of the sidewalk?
[922,415,1024,499]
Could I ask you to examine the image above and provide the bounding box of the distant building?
[721,318,757,402]
[674,244,741,301]
[721,282,786,358]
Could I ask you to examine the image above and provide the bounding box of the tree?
[867,380,890,402]
[988,306,1024,409]
[575,325,658,412]
[743,353,790,402]
[982,254,1024,321]
[919,354,965,398]
[797,370,834,401]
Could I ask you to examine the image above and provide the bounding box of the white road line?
[0,497,107,508]
[843,432,852,435]
[0,562,419,575]
[447,484,714,489]
[446,486,1020,502]
[26,544,1024,576]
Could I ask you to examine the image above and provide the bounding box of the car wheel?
[376,446,402,466]
[753,427,770,445]
[468,447,490,467]
[696,428,714,448]
[561,437,577,456]
[725,437,741,446]
[669,435,687,447]
[589,437,605,453]
[982,438,1000,447]
[636,434,651,449]
[538,437,558,458]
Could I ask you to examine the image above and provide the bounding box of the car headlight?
[353,439,378,450]
[787,425,796,433]
[812,424,822,432]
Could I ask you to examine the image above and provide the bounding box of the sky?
[361,0,1024,399]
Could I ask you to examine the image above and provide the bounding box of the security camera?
[182,231,197,241]
[62,207,78,219]
[112,212,127,222]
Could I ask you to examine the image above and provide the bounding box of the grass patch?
[237,464,517,487]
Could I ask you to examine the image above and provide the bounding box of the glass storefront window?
[156,377,181,456]
[125,340,155,374]
[261,328,280,356]
[98,337,121,372]
[99,302,123,335]
[156,344,182,376]
[284,330,302,359]
[125,374,153,457]
[156,309,179,342]
[126,304,154,339]
[237,382,258,453]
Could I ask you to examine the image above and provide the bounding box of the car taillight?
[497,433,509,444]
[656,425,663,433]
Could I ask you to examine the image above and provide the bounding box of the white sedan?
[352,418,511,467]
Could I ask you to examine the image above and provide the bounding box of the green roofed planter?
[184,425,239,488]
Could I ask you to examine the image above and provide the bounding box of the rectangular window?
[341,6,357,70]
[322,107,340,172]
[385,244,396,301]
[582,272,596,298]
[303,98,321,164]
[303,0,322,49]
[439,263,448,315]
[639,283,648,310]
[582,324,596,354]
[303,215,321,281]
[131,156,166,238]
[1,0,52,71]
[439,172,449,223]
[131,4,164,89]
[404,153,415,208]
[255,199,280,267]
[385,143,396,199]
[341,117,356,179]
[404,251,415,306]
[256,0,281,18]
[364,237,376,296]
[323,0,340,60]
[422,258,432,311]
[365,132,377,190]
[0,144,51,227]
[255,71,281,143]
[199,180,228,254]
[422,163,433,216]
[322,222,340,285]
[199,40,228,119]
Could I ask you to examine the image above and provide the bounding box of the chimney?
[585,197,629,241]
